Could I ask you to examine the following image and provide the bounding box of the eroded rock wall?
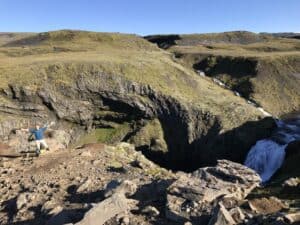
[0,72,275,169]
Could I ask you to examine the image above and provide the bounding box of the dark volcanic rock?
[285,140,300,159]
[0,72,275,170]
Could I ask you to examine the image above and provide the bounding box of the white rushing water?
[245,116,300,182]
[199,72,299,182]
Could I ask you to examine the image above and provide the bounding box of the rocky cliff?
[0,30,274,170]
[0,30,299,225]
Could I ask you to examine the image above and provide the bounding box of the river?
[244,114,300,182]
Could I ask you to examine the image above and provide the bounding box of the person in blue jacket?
[21,122,54,155]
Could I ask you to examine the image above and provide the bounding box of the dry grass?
[0,30,265,130]
[0,32,35,46]
[166,33,300,116]
[166,31,300,59]
[170,40,300,58]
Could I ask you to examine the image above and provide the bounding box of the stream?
[244,115,300,182]
[195,69,299,182]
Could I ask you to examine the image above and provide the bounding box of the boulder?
[165,160,260,223]
[0,143,19,157]
[141,205,160,217]
[284,212,300,224]
[208,203,236,225]
[283,177,300,187]
[16,192,41,210]
[16,192,30,210]
[248,197,288,215]
[276,140,300,184]
[8,130,36,153]
[282,177,300,195]
[74,180,138,225]
[229,207,245,223]
[104,179,137,198]
[75,192,137,225]
[76,178,92,193]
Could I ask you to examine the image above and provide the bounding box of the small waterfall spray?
[244,115,300,182]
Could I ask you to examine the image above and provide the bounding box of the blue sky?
[0,0,299,35]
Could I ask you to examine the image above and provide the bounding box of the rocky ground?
[0,142,299,225]
[0,30,299,225]
[0,142,175,225]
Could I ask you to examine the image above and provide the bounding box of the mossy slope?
[0,30,265,130]
[151,32,300,117]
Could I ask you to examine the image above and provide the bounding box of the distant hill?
[149,31,300,116]
[145,31,273,49]
[261,32,300,39]
[0,32,35,46]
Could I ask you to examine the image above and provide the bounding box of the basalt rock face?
[0,71,275,170]
[273,140,300,181]
[0,30,275,170]
[193,56,258,99]
[0,70,275,170]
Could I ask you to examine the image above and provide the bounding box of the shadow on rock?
[140,117,275,172]
[65,184,105,204]
[1,196,18,224]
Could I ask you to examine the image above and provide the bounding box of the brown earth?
[0,143,174,225]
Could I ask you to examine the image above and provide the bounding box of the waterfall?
[244,115,300,182]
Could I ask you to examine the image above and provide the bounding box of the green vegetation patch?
[76,122,131,146]
[129,118,168,153]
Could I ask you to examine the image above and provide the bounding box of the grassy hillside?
[145,31,274,49]
[0,32,35,46]
[0,30,265,130]
[148,32,300,116]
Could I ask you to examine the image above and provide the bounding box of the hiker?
[20,122,54,155]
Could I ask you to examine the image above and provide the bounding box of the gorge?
[0,30,299,225]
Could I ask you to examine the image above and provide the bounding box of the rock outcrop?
[0,142,173,225]
[0,72,275,170]
[74,180,138,225]
[165,160,261,224]
[0,30,299,225]
[1,141,299,225]
[0,30,276,170]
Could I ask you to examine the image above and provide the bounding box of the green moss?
[207,56,217,67]
[76,123,131,146]
[129,119,168,153]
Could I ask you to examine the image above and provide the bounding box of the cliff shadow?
[193,56,258,99]
[144,35,181,49]
[140,116,275,172]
